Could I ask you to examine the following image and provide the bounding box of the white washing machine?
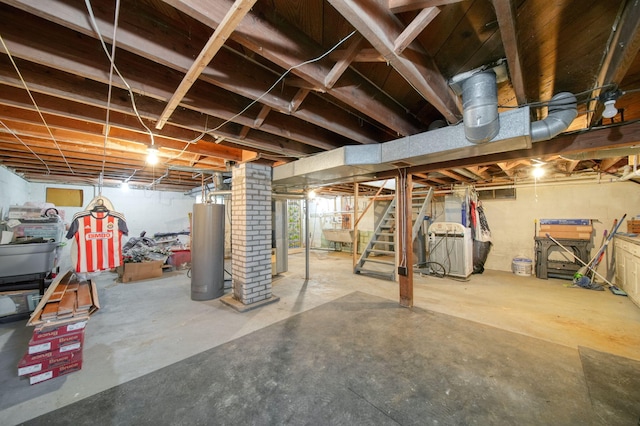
[427,222,473,278]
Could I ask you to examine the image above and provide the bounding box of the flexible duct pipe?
[530,92,577,142]
[462,70,499,143]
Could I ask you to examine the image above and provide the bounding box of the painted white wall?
[0,166,31,216]
[481,180,639,272]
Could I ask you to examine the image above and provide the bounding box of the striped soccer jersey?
[66,210,129,273]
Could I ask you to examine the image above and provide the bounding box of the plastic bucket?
[512,257,532,277]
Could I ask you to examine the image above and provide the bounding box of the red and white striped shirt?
[66,211,129,273]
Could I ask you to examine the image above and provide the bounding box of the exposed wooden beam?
[327,0,461,124]
[438,169,470,181]
[565,160,580,173]
[254,105,271,127]
[324,35,363,89]
[394,7,440,55]
[0,22,342,153]
[165,0,424,136]
[156,0,258,129]
[3,0,383,145]
[289,89,310,113]
[492,0,526,105]
[589,0,640,126]
[329,48,386,63]
[388,0,463,14]
[600,157,622,172]
[425,175,448,185]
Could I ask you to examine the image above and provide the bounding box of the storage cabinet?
[614,236,640,308]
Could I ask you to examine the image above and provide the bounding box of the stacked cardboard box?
[18,270,99,385]
[627,219,640,234]
[18,321,86,385]
[538,219,593,240]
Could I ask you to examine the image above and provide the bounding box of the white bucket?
[512,257,532,276]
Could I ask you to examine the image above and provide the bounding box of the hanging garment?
[66,210,129,273]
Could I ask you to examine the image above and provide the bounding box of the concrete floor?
[1,250,640,424]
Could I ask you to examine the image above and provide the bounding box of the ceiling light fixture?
[532,164,545,179]
[121,181,129,191]
[146,147,159,165]
[600,89,622,119]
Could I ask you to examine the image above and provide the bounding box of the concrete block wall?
[231,163,273,304]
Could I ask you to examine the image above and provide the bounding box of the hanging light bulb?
[146,147,159,165]
[600,89,622,119]
[602,100,618,119]
[532,165,545,179]
[308,189,316,199]
[121,181,129,191]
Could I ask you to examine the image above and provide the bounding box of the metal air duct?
[530,92,578,142]
[462,70,499,143]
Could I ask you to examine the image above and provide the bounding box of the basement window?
[477,188,516,201]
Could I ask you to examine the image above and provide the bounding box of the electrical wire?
[0,34,74,174]
[84,0,155,148]
[203,30,358,137]
[100,0,121,190]
[0,119,51,174]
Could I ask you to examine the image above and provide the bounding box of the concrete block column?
[229,162,276,307]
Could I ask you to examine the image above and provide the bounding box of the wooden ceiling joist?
[327,0,461,124]
[156,0,258,130]
[164,0,424,136]
[388,0,463,14]
[492,0,526,105]
[589,0,640,126]
[394,7,440,56]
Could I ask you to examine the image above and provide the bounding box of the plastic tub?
[512,257,533,277]
[0,242,58,278]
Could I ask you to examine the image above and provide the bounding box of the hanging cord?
[100,0,122,191]
[84,0,155,148]
[0,34,74,174]
[0,119,51,174]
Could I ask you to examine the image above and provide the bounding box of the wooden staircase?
[354,187,433,280]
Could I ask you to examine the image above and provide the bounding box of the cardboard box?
[538,231,592,240]
[118,260,164,283]
[18,346,82,376]
[539,224,593,233]
[627,220,640,234]
[539,219,591,226]
[29,355,83,385]
[31,320,87,342]
[27,328,84,355]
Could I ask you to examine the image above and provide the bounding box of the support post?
[397,171,414,307]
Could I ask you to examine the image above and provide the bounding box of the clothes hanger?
[91,198,109,212]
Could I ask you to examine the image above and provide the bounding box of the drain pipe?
[530,92,578,142]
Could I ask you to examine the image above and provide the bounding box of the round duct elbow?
[530,92,577,142]
[462,70,499,144]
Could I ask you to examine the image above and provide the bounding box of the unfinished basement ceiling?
[0,0,639,192]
